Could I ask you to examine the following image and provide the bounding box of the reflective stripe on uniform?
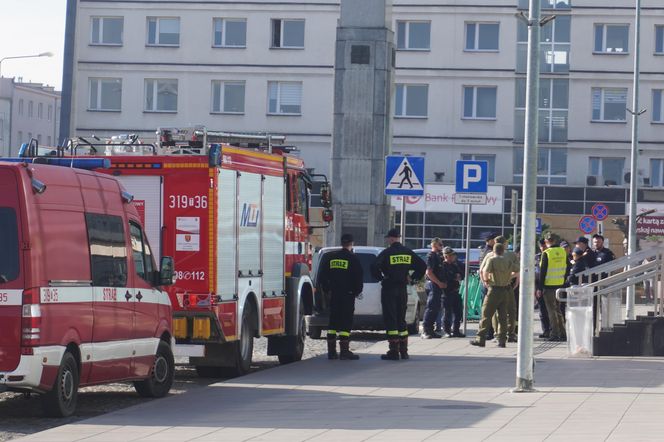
[338,331,350,337]
[387,330,399,336]
[399,330,409,336]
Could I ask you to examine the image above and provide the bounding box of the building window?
[396,21,431,50]
[18,99,23,116]
[395,84,428,118]
[147,17,180,46]
[47,136,51,145]
[271,19,304,49]
[212,80,245,114]
[651,159,664,187]
[519,0,571,9]
[653,89,664,123]
[461,154,496,182]
[213,18,246,47]
[465,22,499,51]
[48,104,52,121]
[91,17,123,45]
[514,147,567,185]
[594,24,629,54]
[463,86,496,119]
[589,157,625,186]
[28,101,33,118]
[592,87,627,122]
[89,78,122,111]
[144,79,178,112]
[657,25,664,54]
[267,81,302,115]
[515,78,568,142]
[38,103,43,119]
[517,16,570,73]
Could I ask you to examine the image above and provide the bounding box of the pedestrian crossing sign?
[385,155,425,196]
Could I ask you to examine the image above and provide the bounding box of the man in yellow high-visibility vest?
[537,233,570,342]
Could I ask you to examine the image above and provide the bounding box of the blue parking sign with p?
[456,160,488,193]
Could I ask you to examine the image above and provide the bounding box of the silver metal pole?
[513,192,519,250]
[400,196,406,242]
[514,0,541,393]
[626,0,642,320]
[463,203,472,336]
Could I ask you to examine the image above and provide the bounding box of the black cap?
[483,232,498,241]
[575,236,589,244]
[442,246,455,255]
[560,240,569,248]
[341,233,354,245]
[385,228,401,238]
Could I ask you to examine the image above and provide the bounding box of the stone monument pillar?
[328,0,394,247]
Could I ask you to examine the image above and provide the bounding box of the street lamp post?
[0,52,54,79]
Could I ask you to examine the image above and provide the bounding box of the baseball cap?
[483,232,498,241]
[575,236,589,244]
[572,247,583,255]
[442,246,456,255]
[341,233,354,244]
[385,228,401,238]
[430,237,443,246]
[560,240,569,248]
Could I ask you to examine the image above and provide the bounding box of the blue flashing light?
[0,157,111,170]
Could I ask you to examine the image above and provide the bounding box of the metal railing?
[557,247,664,337]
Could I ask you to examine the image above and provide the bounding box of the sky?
[0,0,67,89]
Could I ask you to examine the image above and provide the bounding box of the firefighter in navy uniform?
[317,234,364,360]
[371,228,427,360]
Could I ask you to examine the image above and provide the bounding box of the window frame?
[88,77,123,112]
[270,18,305,49]
[653,89,664,123]
[146,16,181,47]
[588,156,626,186]
[651,159,664,187]
[85,213,128,288]
[267,81,303,116]
[212,17,247,48]
[129,221,155,284]
[90,16,124,46]
[656,25,664,54]
[394,83,429,118]
[462,85,497,120]
[396,20,431,51]
[514,78,569,143]
[211,80,246,114]
[514,147,568,185]
[591,87,628,122]
[144,78,178,113]
[593,23,630,54]
[464,22,500,52]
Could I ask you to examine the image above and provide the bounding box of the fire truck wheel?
[278,299,306,364]
[41,351,79,417]
[233,302,255,375]
[134,341,175,398]
[308,326,323,340]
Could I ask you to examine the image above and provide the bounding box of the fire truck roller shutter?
[217,168,238,302]
[261,175,285,296]
[237,173,261,278]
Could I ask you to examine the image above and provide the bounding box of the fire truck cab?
[61,127,332,377]
[0,158,175,417]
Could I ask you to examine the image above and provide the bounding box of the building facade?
[0,78,61,157]
[62,0,664,247]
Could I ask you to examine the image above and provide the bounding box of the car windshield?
[0,207,19,283]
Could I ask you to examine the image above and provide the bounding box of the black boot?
[327,334,338,360]
[399,336,409,360]
[381,338,400,360]
[339,336,360,360]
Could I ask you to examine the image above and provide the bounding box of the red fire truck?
[61,128,332,376]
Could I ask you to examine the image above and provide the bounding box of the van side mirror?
[159,256,175,286]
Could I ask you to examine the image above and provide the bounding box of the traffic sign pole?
[462,203,471,337]
[400,197,406,242]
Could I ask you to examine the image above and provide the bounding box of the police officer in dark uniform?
[317,234,364,360]
[371,228,427,360]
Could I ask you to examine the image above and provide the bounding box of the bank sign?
[390,184,503,214]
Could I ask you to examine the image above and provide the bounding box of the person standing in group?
[574,236,597,284]
[538,233,570,342]
[478,232,498,339]
[316,234,364,360]
[482,236,518,343]
[421,238,446,339]
[471,242,519,348]
[441,247,465,338]
[592,234,615,271]
[535,238,551,339]
[372,228,427,360]
[567,247,588,287]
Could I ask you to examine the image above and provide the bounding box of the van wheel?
[134,341,174,398]
[308,326,322,340]
[408,306,421,335]
[278,300,306,364]
[42,351,79,417]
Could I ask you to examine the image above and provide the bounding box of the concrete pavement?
[18,328,664,442]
